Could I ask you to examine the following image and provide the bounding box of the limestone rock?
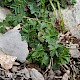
[0,54,17,70]
[70,49,80,58]
[17,68,30,79]
[30,68,44,80]
[62,0,80,39]
[0,28,29,62]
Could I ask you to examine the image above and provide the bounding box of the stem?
[23,16,55,26]
[57,1,65,33]
[49,0,56,17]
[49,0,65,33]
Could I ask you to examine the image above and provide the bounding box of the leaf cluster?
[20,18,70,69]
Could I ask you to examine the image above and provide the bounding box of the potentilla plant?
[0,0,76,70]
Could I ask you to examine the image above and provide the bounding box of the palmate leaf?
[27,0,40,16]
[10,0,26,14]
[27,44,49,67]
[1,14,24,27]
[53,43,70,69]
[43,24,58,43]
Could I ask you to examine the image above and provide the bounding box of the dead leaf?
[62,73,69,80]
[0,54,17,70]
[13,24,21,30]
[62,70,70,80]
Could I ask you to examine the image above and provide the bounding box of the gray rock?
[17,68,30,79]
[62,0,80,39]
[0,7,11,22]
[69,44,80,58]
[0,29,29,62]
[30,68,44,80]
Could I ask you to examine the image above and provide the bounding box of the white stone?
[62,0,80,39]
[0,28,29,62]
[18,68,30,79]
[30,68,44,80]
[69,44,80,57]
[70,49,80,57]
[0,7,10,22]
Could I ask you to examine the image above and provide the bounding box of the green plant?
[53,0,76,8]
[0,0,76,70]
[21,19,70,69]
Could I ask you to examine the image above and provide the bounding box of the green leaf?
[0,27,6,33]
[41,54,49,66]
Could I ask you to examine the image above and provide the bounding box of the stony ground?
[0,31,80,80]
[0,58,80,80]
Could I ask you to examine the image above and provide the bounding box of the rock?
[69,44,80,58]
[62,0,80,39]
[62,70,70,80]
[48,69,55,80]
[30,68,44,80]
[0,54,17,70]
[12,66,18,72]
[5,72,13,78]
[0,28,29,62]
[17,68,30,79]
[70,49,80,58]
[55,70,62,76]
[0,7,11,22]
